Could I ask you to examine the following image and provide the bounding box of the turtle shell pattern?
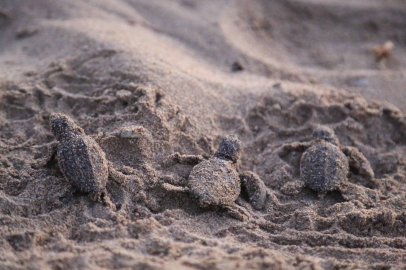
[188,157,240,207]
[57,135,108,194]
[300,141,349,191]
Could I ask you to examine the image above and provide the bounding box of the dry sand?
[1,0,406,269]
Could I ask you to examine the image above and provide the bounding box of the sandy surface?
[1,0,406,269]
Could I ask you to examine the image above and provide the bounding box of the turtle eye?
[60,121,69,129]
[51,118,69,134]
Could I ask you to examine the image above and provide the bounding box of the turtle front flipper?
[108,165,127,184]
[339,182,378,207]
[162,183,189,193]
[239,171,267,210]
[44,142,58,167]
[223,204,251,221]
[278,141,312,158]
[89,132,104,144]
[341,146,375,179]
[89,189,116,210]
[162,153,205,167]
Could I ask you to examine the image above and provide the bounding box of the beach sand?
[1,0,406,269]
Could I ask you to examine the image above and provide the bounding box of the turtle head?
[50,113,84,140]
[313,125,339,145]
[214,134,241,163]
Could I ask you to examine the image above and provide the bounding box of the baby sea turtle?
[279,125,375,194]
[162,135,267,220]
[49,113,111,204]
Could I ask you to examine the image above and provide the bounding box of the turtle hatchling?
[163,135,267,220]
[49,113,110,204]
[279,125,375,193]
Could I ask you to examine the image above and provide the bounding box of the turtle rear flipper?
[341,146,375,179]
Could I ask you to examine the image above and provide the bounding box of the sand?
[1,0,406,269]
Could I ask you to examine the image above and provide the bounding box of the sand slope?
[1,0,406,269]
